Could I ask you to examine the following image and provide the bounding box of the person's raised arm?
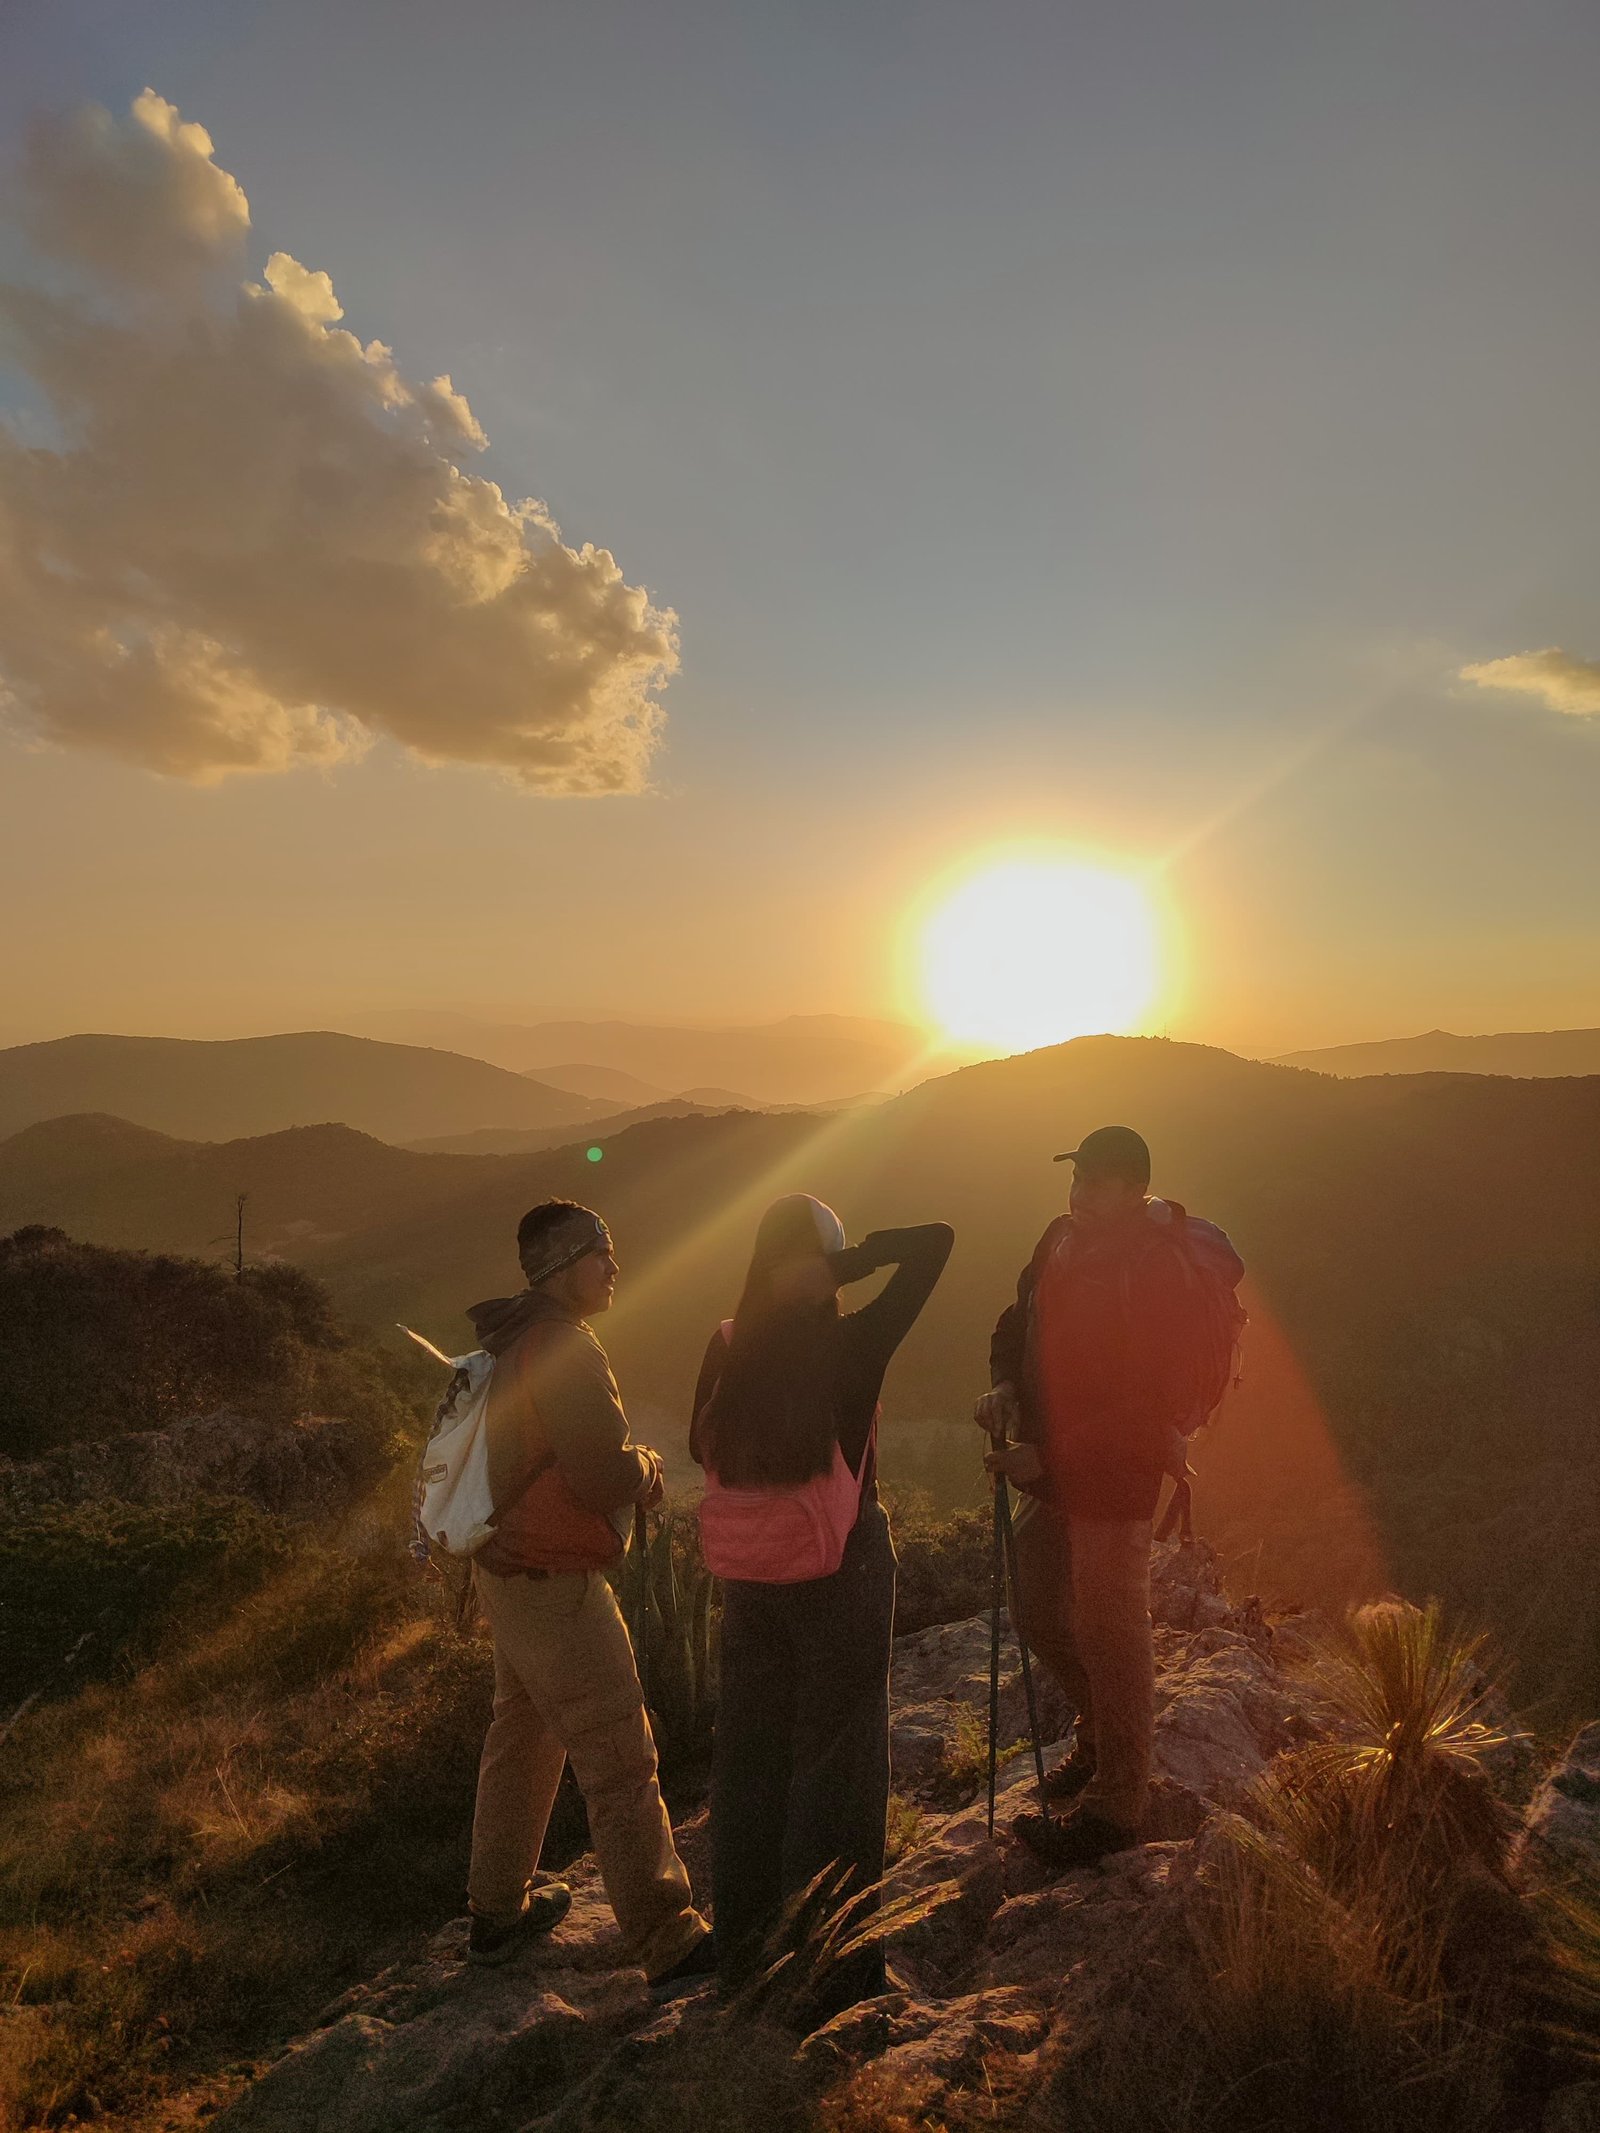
[832,1222,954,1369]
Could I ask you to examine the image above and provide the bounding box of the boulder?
[1514,1720,1600,1886]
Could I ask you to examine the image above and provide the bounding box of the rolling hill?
[407,1099,722,1156]
[0,1032,613,1145]
[7,1034,1600,1702]
[531,1062,679,1106]
[342,1009,932,1104]
[1276,1026,1600,1078]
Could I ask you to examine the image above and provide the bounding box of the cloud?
[19,90,251,292]
[0,91,677,790]
[1459,649,1600,720]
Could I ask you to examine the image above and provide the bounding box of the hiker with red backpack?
[976,1126,1245,1869]
[691,1196,953,2002]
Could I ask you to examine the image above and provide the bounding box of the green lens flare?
[586,1145,604,1163]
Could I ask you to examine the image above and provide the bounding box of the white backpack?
[406,1330,498,1561]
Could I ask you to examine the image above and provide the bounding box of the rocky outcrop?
[211,1540,1317,2133]
[200,1539,1600,2133]
[0,1409,378,1524]
[1514,1720,1600,1887]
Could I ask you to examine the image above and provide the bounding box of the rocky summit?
[194,1545,1303,2132]
[197,1543,1600,2133]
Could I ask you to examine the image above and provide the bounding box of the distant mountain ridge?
[341,1009,931,1104]
[0,1033,612,1145]
[1275,1026,1600,1078]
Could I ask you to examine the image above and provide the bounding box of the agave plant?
[615,1506,719,1774]
[730,1860,962,2031]
[1261,1599,1526,2000]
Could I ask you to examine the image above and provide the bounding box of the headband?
[519,1208,612,1289]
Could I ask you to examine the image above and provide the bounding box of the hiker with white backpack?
[415,1199,711,1985]
[691,1195,953,2005]
[976,1126,1245,1870]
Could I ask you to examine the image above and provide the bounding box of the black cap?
[1053,1124,1151,1187]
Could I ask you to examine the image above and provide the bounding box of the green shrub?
[888,1497,990,1635]
[0,1498,293,1707]
[0,1229,424,1459]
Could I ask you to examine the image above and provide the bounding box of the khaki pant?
[1009,1495,1154,1833]
[468,1566,707,1978]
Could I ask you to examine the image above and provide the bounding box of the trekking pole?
[632,1503,652,1719]
[995,1465,1049,1808]
[986,1455,1004,1839]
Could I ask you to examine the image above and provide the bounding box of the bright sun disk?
[920,858,1161,1054]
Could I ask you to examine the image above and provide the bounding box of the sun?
[918,856,1162,1054]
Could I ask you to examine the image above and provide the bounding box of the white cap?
[801,1195,847,1254]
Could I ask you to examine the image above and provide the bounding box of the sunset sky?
[2,0,1598,1058]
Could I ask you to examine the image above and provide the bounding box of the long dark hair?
[700,1196,843,1488]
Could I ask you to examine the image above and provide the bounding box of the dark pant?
[710,1501,896,2005]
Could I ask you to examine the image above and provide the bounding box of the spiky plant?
[731,1862,962,2032]
[1265,1601,1522,1991]
[615,1507,719,1773]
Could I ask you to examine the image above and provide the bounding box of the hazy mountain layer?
[529,1061,679,1105]
[1277,1026,1600,1078]
[0,1032,610,1144]
[342,1009,931,1103]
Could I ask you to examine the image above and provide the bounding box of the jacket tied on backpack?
[990,1199,1245,1523]
[411,1288,658,1573]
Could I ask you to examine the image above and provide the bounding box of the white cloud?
[20,90,249,292]
[0,91,677,790]
[1459,649,1600,720]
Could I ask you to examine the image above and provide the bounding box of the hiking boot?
[648,1928,717,2003]
[467,1881,573,1966]
[1039,1752,1097,1805]
[1013,1808,1137,1872]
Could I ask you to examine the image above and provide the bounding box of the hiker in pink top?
[691,1195,952,2009]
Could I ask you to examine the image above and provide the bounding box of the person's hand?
[825,1243,871,1286]
[1161,1425,1193,1484]
[983,1440,1045,1488]
[637,1450,666,1510]
[974,1382,1020,1441]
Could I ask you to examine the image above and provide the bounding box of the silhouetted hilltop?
[0,1031,612,1144]
[0,1117,495,1255]
[407,1099,727,1156]
[1276,1025,1600,1078]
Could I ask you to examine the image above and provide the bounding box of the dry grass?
[0,1541,496,2126]
[1044,1599,1545,2133]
